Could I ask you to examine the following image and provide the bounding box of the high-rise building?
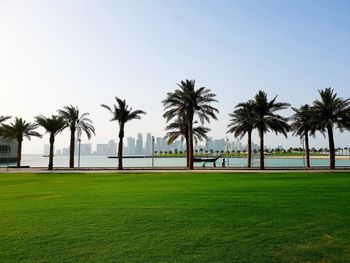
[213,139,225,151]
[127,137,136,155]
[145,133,152,155]
[96,144,108,155]
[136,133,143,155]
[108,140,117,155]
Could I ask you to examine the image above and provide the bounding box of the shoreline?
[266,155,350,160]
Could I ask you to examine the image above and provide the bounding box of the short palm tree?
[164,116,210,167]
[249,91,290,169]
[101,97,146,170]
[312,88,350,169]
[58,105,95,168]
[0,117,41,167]
[162,79,218,169]
[35,115,66,170]
[227,101,255,168]
[291,104,316,169]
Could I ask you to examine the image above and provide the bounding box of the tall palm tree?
[312,88,350,169]
[164,116,210,167]
[249,91,290,169]
[162,79,218,169]
[0,117,41,167]
[227,101,255,168]
[35,115,66,170]
[290,104,316,169]
[58,105,95,168]
[101,97,146,170]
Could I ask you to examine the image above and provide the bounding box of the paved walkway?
[1,167,350,173]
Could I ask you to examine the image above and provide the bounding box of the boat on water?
[193,154,223,163]
[107,155,148,159]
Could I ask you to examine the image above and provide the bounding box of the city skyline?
[1,1,349,154]
[43,132,342,157]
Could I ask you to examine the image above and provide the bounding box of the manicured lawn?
[0,172,349,262]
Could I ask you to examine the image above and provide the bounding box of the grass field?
[1,172,350,262]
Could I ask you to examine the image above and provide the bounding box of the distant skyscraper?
[127,137,136,155]
[62,147,70,155]
[136,133,143,155]
[108,140,117,155]
[213,139,225,151]
[145,133,152,155]
[96,144,108,155]
[81,143,92,155]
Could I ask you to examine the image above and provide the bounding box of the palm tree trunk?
[118,124,124,170]
[259,128,264,170]
[304,131,310,169]
[16,139,22,167]
[188,118,194,170]
[48,133,55,170]
[327,125,335,169]
[247,130,252,168]
[185,137,189,168]
[69,127,75,168]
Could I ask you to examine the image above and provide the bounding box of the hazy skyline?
[1,0,349,154]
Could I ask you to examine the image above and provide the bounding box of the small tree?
[35,115,65,170]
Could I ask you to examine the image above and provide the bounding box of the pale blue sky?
[0,0,349,153]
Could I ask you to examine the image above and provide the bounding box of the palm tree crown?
[312,87,350,169]
[101,98,146,127]
[101,97,146,170]
[291,104,316,137]
[250,91,290,136]
[162,79,218,169]
[58,105,95,168]
[35,115,66,170]
[0,116,11,124]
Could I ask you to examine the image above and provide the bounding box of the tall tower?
[136,133,143,155]
[145,133,152,155]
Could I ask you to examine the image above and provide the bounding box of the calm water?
[1,155,349,168]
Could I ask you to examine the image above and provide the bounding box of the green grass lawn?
[1,172,349,262]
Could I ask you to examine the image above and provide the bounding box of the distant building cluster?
[44,133,261,156]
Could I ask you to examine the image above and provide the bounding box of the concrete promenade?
[1,166,350,174]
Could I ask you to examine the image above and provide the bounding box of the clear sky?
[0,0,349,154]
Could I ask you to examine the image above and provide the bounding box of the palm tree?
[249,91,290,169]
[0,116,11,124]
[164,116,210,167]
[0,117,41,167]
[58,105,95,168]
[227,101,255,168]
[312,88,350,169]
[101,97,146,170]
[290,104,316,169]
[35,115,66,170]
[162,79,218,169]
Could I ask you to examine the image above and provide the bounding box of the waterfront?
[1,154,349,168]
